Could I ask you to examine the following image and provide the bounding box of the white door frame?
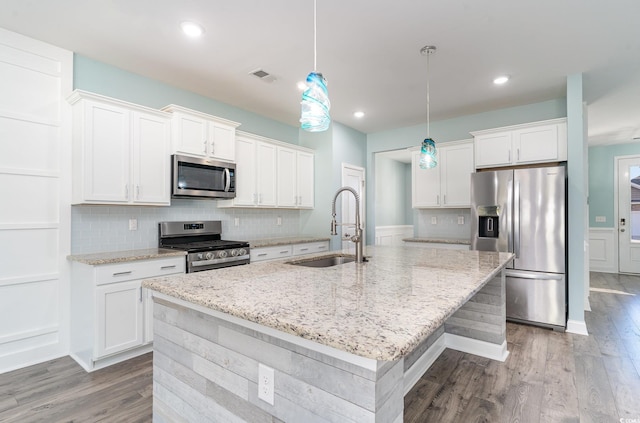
[614,154,640,273]
[341,163,366,250]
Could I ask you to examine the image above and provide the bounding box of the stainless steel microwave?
[171,154,236,199]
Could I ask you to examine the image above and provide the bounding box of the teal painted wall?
[364,98,568,244]
[73,55,299,144]
[589,143,640,227]
[375,156,412,226]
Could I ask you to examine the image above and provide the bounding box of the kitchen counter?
[144,246,509,360]
[67,248,186,265]
[246,236,331,248]
[402,237,470,245]
[146,245,512,422]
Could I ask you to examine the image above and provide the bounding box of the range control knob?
[237,248,246,256]
[197,253,204,260]
[204,252,214,260]
[230,249,238,257]
[218,250,228,258]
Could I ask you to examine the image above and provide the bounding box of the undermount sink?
[287,254,356,268]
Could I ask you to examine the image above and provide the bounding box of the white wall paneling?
[0,28,72,373]
[588,227,617,273]
[374,225,414,246]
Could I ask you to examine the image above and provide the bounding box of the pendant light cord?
[313,0,317,71]
[426,49,430,138]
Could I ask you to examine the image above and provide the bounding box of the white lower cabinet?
[251,241,330,262]
[70,256,185,371]
[96,280,144,358]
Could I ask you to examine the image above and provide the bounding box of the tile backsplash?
[71,199,302,254]
[414,208,471,241]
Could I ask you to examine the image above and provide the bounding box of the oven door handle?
[224,168,231,192]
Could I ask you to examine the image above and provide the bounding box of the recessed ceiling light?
[181,21,204,38]
[493,75,510,85]
[354,111,365,118]
[297,81,307,90]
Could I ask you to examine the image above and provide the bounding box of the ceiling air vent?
[249,68,277,83]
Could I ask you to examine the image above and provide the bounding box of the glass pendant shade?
[300,71,331,132]
[419,138,437,169]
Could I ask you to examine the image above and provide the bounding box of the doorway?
[617,156,640,273]
[341,164,365,250]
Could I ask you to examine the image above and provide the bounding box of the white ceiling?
[2,0,639,145]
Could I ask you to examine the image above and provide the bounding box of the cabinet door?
[297,151,315,208]
[82,100,130,202]
[209,122,235,161]
[233,137,257,206]
[474,132,512,168]
[412,151,440,207]
[441,143,474,207]
[513,123,559,164]
[256,142,277,207]
[132,111,170,205]
[96,280,143,358]
[172,113,207,156]
[277,147,297,207]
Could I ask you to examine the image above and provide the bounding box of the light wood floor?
[1,271,639,423]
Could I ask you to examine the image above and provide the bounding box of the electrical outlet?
[234,217,240,227]
[431,216,437,225]
[457,216,465,225]
[277,217,282,226]
[128,219,137,231]
[258,363,274,405]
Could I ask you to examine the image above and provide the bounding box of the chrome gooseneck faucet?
[331,186,365,263]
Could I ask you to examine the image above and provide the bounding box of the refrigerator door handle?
[505,269,564,280]
[514,180,520,258]
[507,179,514,254]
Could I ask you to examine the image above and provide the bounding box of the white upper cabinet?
[472,118,567,169]
[220,131,314,209]
[412,140,474,208]
[277,147,315,208]
[68,90,171,206]
[162,105,240,162]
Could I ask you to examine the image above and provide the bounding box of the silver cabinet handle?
[112,271,132,277]
[161,265,176,270]
[203,139,207,154]
[257,253,268,257]
[300,248,309,252]
[139,287,143,303]
[279,250,289,254]
[443,194,446,205]
[517,148,520,161]
[125,185,129,200]
[211,140,215,154]
[136,185,140,200]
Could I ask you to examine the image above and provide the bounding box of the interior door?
[618,157,640,273]
[341,164,366,250]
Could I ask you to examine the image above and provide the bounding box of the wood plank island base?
[143,246,513,422]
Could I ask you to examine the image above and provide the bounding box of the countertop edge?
[247,237,331,248]
[67,248,186,265]
[402,237,471,245]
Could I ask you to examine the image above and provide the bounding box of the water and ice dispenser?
[477,206,500,238]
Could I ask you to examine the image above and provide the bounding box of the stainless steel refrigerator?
[470,165,567,330]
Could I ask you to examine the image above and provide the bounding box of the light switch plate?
[234,217,240,227]
[457,216,465,225]
[128,219,137,231]
[431,216,437,225]
[595,216,606,223]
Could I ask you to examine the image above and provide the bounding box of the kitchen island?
[143,246,513,422]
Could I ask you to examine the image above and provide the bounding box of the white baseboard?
[403,335,446,395]
[566,319,589,336]
[444,333,509,362]
[403,332,509,395]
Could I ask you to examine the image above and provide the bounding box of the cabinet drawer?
[251,245,293,262]
[292,241,329,256]
[95,257,185,285]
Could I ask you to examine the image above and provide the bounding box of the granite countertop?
[247,236,331,248]
[143,245,512,361]
[402,237,471,245]
[67,248,186,265]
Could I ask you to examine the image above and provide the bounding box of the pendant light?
[419,45,437,169]
[300,0,331,132]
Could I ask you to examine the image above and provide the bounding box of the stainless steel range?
[159,221,250,273]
